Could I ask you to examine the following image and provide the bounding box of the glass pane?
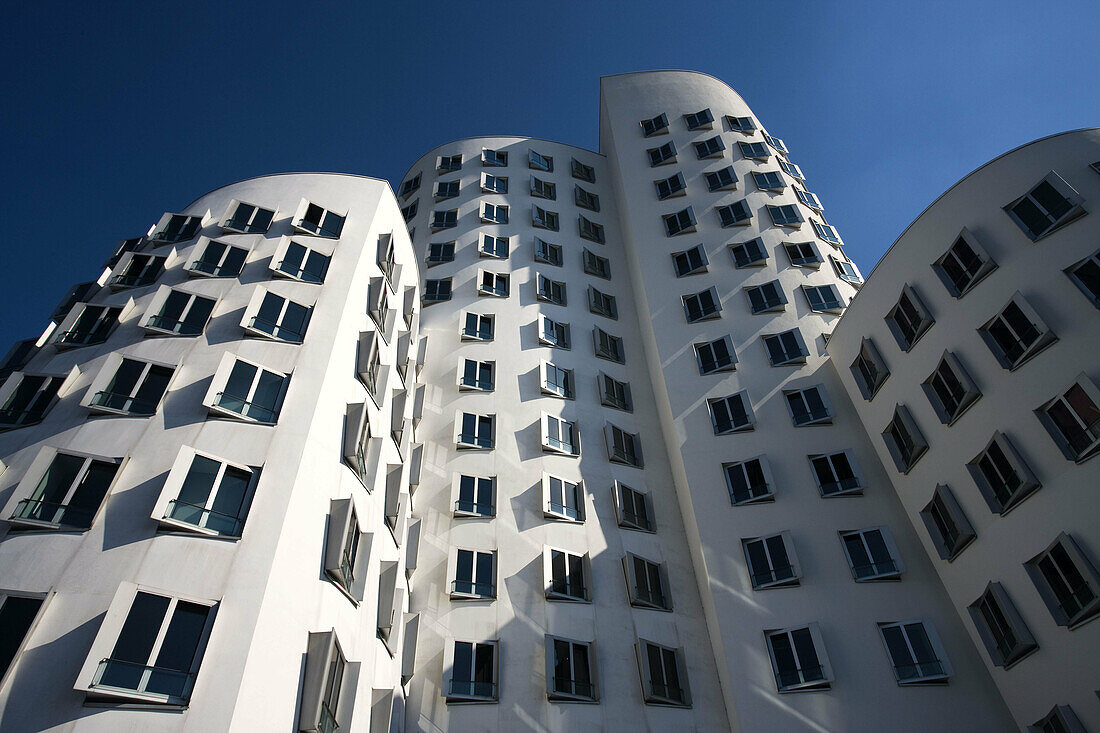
[0,596,43,679]
[154,601,208,673]
[110,592,170,664]
[32,454,84,504]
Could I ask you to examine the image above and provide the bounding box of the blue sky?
[1,0,1097,350]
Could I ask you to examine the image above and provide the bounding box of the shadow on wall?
[99,469,169,552]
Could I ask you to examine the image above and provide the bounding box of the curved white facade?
[828,129,1100,731]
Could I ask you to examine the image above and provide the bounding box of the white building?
[0,71,1092,732]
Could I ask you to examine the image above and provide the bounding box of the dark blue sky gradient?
[1,0,1096,350]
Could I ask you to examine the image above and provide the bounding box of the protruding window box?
[203,353,289,424]
[7,446,121,531]
[152,446,260,540]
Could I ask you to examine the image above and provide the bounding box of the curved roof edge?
[599,69,749,104]
[183,171,394,210]
[858,127,1100,283]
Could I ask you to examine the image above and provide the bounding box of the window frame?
[693,135,726,160]
[709,391,755,435]
[0,369,73,428]
[840,526,904,582]
[82,353,176,417]
[605,423,643,467]
[593,327,624,363]
[745,280,787,314]
[920,484,977,562]
[543,547,591,603]
[765,623,833,692]
[540,315,571,349]
[1004,171,1086,241]
[717,200,752,228]
[783,384,833,427]
[321,497,372,602]
[931,227,997,298]
[683,287,722,323]
[662,206,697,236]
[478,233,509,259]
[877,620,951,685]
[635,639,691,706]
[571,158,596,183]
[704,166,738,192]
[534,238,563,267]
[885,285,935,352]
[542,474,585,522]
[921,351,982,425]
[966,431,1040,515]
[462,312,494,341]
[186,237,249,279]
[655,172,687,200]
[767,204,805,228]
[455,411,495,450]
[545,635,599,702]
[598,372,632,412]
[532,205,560,231]
[109,252,166,289]
[458,357,495,392]
[783,241,822,269]
[422,277,452,303]
[647,141,677,167]
[850,338,889,400]
[1024,532,1100,628]
[481,172,508,194]
[241,287,313,344]
[482,149,507,167]
[640,113,669,137]
[683,108,714,130]
[452,474,496,518]
[729,237,768,268]
[1035,374,1100,462]
[1030,706,1088,733]
[613,481,654,532]
[430,208,458,231]
[220,199,275,234]
[7,446,122,532]
[881,404,929,474]
[582,249,611,279]
[149,212,203,245]
[541,360,575,400]
[743,531,801,589]
[623,553,672,611]
[588,286,618,320]
[694,335,737,375]
[529,150,553,172]
[202,353,289,424]
[449,547,497,600]
[1065,248,1100,308]
[808,450,863,497]
[672,244,709,277]
[291,199,345,239]
[542,413,580,456]
[724,455,776,505]
[530,176,556,200]
[141,286,216,338]
[443,639,499,704]
[762,328,809,366]
[425,241,456,266]
[968,582,1038,668]
[477,270,509,298]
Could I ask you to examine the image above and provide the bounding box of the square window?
[841,527,903,581]
[274,239,331,283]
[435,180,460,199]
[588,287,618,319]
[431,209,458,230]
[188,239,248,278]
[743,532,800,588]
[768,204,804,227]
[143,287,216,337]
[881,404,929,473]
[529,150,553,172]
[830,254,863,286]
[1030,705,1088,733]
[753,171,785,191]
[784,385,831,426]
[795,189,823,211]
[724,456,775,504]
[426,241,456,265]
[543,474,584,521]
[462,312,493,341]
[544,548,590,601]
[400,173,421,198]
[636,640,690,706]
[342,403,378,486]
[705,166,738,192]
[445,640,498,702]
[454,474,495,517]
[423,278,452,303]
[978,294,1057,369]
[803,285,844,313]
[8,447,120,531]
[593,327,624,363]
[695,335,737,374]
[1024,532,1100,628]
[53,281,100,325]
[746,280,787,314]
[765,624,832,692]
[481,173,508,194]
[763,132,788,155]
[738,141,769,160]
[921,351,981,424]
[614,481,653,531]
[578,216,605,243]
[648,141,677,167]
[599,373,632,412]
[0,592,45,684]
[571,158,596,183]
[479,234,509,259]
[886,285,934,351]
[663,207,697,236]
[300,630,357,730]
[693,135,725,159]
[536,274,567,305]
[110,253,165,289]
[546,636,598,702]
[533,206,560,231]
[400,200,418,222]
[575,185,600,212]
[1005,171,1085,241]
[541,361,575,399]
[531,176,556,200]
[1036,375,1100,461]
[85,356,174,416]
[967,432,1040,514]
[480,202,509,224]
[878,621,950,684]
[355,330,384,399]
[809,451,862,496]
[205,355,288,423]
[710,392,753,434]
[683,287,721,322]
[154,447,258,539]
[293,200,345,238]
[729,238,768,268]
[726,115,756,132]
[243,289,312,343]
[451,548,496,599]
[932,228,997,297]
[0,372,66,428]
[850,338,889,400]
[779,158,805,180]
[672,244,708,277]
[684,108,714,130]
[968,582,1038,668]
[542,414,580,456]
[482,149,507,167]
[478,271,509,297]
[540,316,571,349]
[605,423,642,466]
[655,172,687,200]
[55,303,123,348]
[718,200,752,228]
[783,241,822,268]
[920,484,976,561]
[640,113,669,137]
[456,412,495,449]
[438,155,462,172]
[763,329,808,366]
[150,212,202,244]
[535,238,563,266]
[459,358,494,391]
[1065,249,1100,308]
[624,554,671,610]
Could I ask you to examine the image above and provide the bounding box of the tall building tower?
[0,174,423,732]
[828,129,1100,732]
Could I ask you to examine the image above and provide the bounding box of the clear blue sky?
[2,0,1097,350]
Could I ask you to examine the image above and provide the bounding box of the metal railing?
[450,580,494,598]
[548,501,582,521]
[12,498,94,529]
[247,316,304,343]
[146,314,203,336]
[214,392,277,423]
[776,664,824,689]
[92,658,192,699]
[91,391,158,415]
[164,500,243,536]
[454,499,493,516]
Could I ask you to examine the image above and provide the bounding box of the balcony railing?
[792,407,831,425]
[450,580,494,598]
[164,500,244,536]
[214,392,277,423]
[894,659,945,681]
[820,477,861,496]
[146,314,204,336]
[449,679,496,699]
[730,482,771,504]
[247,316,304,343]
[752,564,796,587]
[547,501,582,521]
[549,579,587,600]
[0,406,47,426]
[91,390,159,416]
[457,433,492,449]
[650,681,685,704]
[275,261,325,283]
[553,677,595,699]
[91,657,193,699]
[11,498,94,529]
[188,260,235,277]
[851,559,898,580]
[454,499,493,516]
[776,664,825,689]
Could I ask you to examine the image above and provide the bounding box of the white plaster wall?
[827,129,1100,730]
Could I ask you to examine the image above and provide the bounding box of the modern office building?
[0,70,1094,732]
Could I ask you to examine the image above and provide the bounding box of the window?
[8,448,119,530]
[435,180,460,199]
[150,213,202,244]
[400,174,421,198]
[1005,172,1085,241]
[931,228,996,297]
[546,636,597,701]
[718,200,752,227]
[830,254,863,285]
[455,475,495,517]
[431,209,457,230]
[920,485,976,561]
[438,154,462,172]
[768,204,804,227]
[456,412,494,449]
[684,108,714,129]
[1025,532,1100,628]
[0,373,64,428]
[746,281,787,314]
[423,278,452,302]
[726,115,756,132]
[795,189,823,210]
[615,482,653,531]
[0,592,45,683]
[478,233,509,259]
[545,548,589,601]
[672,244,708,277]
[968,582,1038,668]
[452,549,496,599]
[921,352,981,424]
[463,312,493,341]
[532,205,560,231]
[779,158,805,180]
[342,403,377,486]
[145,289,215,336]
[738,141,769,160]
[544,474,584,521]
[157,448,258,538]
[574,185,600,212]
[446,640,498,702]
[582,249,611,279]
[535,238,563,266]
[765,625,832,692]
[1065,249,1100,307]
[663,207,696,236]
[459,358,494,391]
[400,201,418,222]
[426,241,455,265]
[588,287,618,319]
[636,640,690,706]
[882,405,928,473]
[753,171,785,191]
[967,432,1040,514]
[695,335,737,374]
[300,631,355,732]
[543,414,579,456]
[88,357,174,416]
[606,423,642,466]
[480,202,508,224]
[1031,706,1088,733]
[80,586,215,704]
[535,274,566,305]
[979,294,1056,369]
[640,113,668,137]
[478,271,509,297]
[647,141,677,167]
[481,172,508,193]
[529,150,553,172]
[811,219,842,244]
[482,149,507,167]
[704,166,737,192]
[541,361,574,399]
[530,176,556,200]
[578,216,605,243]
[189,239,247,278]
[56,304,123,347]
[809,451,862,496]
[724,456,775,504]
[694,135,725,159]
[540,316,571,348]
[730,238,767,268]
[1037,377,1100,461]
[655,172,687,200]
[593,327,624,363]
[803,285,844,313]
[885,286,934,351]
[763,329,808,366]
[784,385,831,426]
[625,554,671,610]
[208,357,288,423]
[851,338,889,400]
[841,527,902,581]
[879,621,949,684]
[571,158,595,183]
[0,338,37,382]
[245,290,311,343]
[709,392,753,434]
[783,241,821,267]
[762,132,788,155]
[293,200,345,238]
[743,532,800,588]
[110,253,165,289]
[599,373,632,411]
